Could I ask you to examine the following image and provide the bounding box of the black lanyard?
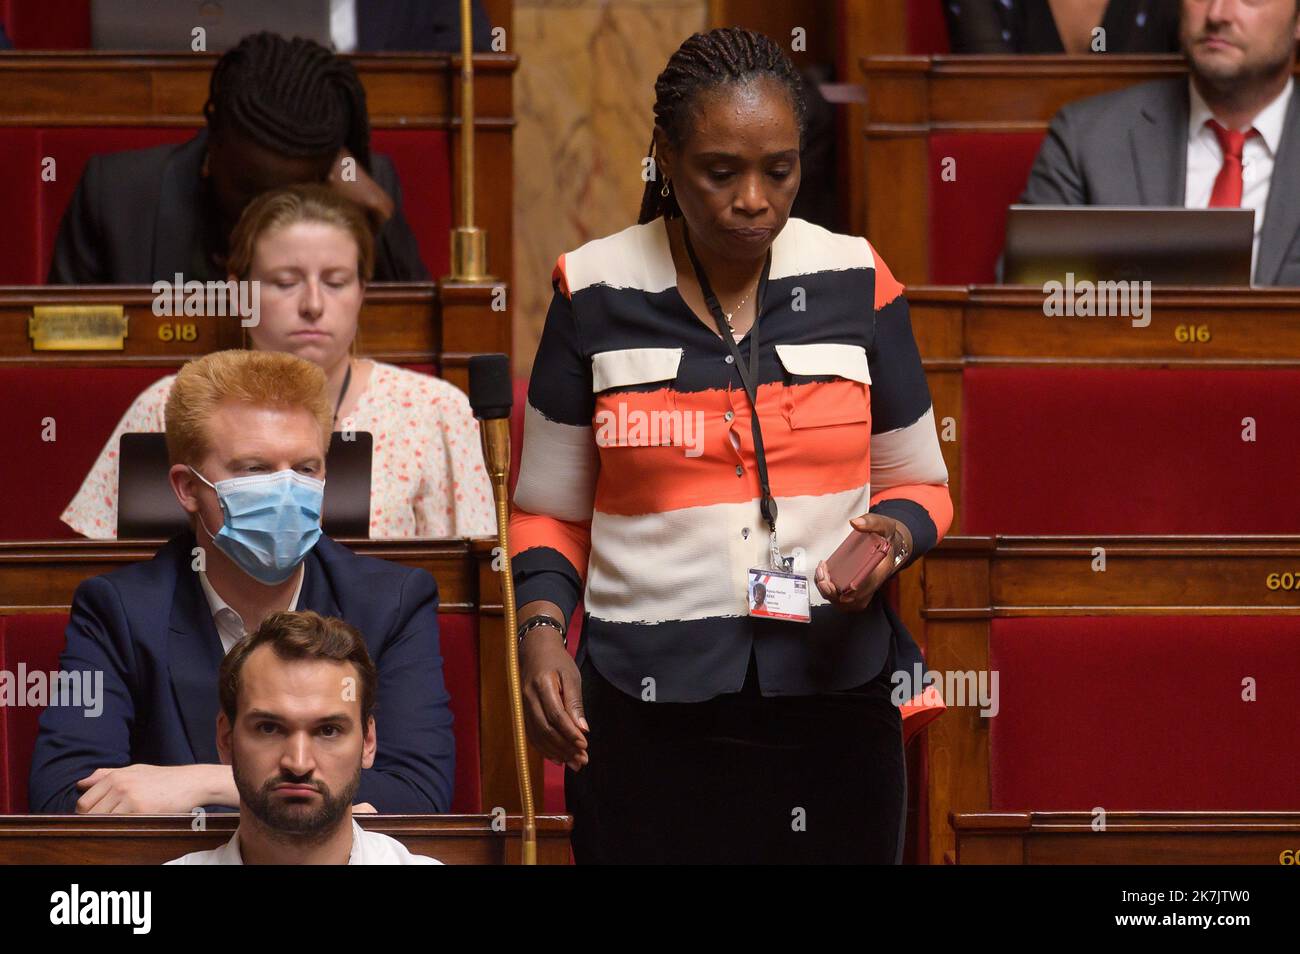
[332,362,352,428]
[681,224,782,548]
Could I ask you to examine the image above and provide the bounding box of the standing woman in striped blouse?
[510,27,953,864]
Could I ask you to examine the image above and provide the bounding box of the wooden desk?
[921,535,1300,865]
[0,282,508,392]
[954,811,1300,864]
[909,284,1300,535]
[0,538,541,817]
[860,56,1300,281]
[0,52,517,291]
[0,814,572,865]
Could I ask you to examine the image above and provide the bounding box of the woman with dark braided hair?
[510,27,952,863]
[49,31,427,284]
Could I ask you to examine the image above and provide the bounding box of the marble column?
[512,0,708,375]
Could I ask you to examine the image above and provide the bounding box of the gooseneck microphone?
[468,354,536,865]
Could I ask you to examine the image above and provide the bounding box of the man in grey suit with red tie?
[1020,0,1300,285]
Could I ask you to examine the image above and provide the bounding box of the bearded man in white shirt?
[1021,0,1300,285]
[168,610,439,865]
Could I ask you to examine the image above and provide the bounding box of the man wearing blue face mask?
[29,350,456,815]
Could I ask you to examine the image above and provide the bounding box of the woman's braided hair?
[637,27,807,225]
[203,31,372,171]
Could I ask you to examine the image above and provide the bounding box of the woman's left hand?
[812,512,913,612]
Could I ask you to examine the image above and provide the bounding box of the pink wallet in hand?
[824,530,892,597]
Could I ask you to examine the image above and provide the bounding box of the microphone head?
[468,353,513,420]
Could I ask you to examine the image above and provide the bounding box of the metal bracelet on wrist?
[889,528,911,571]
[517,614,566,650]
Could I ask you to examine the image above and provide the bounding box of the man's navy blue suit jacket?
[28,532,454,814]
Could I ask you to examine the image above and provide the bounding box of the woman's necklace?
[722,284,757,334]
[678,220,761,335]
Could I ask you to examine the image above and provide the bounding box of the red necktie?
[1206,119,1258,208]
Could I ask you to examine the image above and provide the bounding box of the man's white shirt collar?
[1189,75,1294,156]
[198,565,305,655]
[166,818,443,865]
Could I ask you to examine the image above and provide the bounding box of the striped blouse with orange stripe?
[510,215,953,703]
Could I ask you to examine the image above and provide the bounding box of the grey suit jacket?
[1020,77,1300,286]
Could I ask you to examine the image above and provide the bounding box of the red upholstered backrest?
[908,0,951,54]
[397,362,439,380]
[0,128,42,282]
[928,132,1044,284]
[438,612,481,813]
[961,366,1300,534]
[0,613,68,813]
[0,126,452,284]
[989,615,1300,809]
[369,129,453,279]
[0,611,482,814]
[0,365,173,540]
[3,0,90,49]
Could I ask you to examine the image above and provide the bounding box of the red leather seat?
[962,366,1300,534]
[928,132,1044,283]
[0,365,173,540]
[0,128,43,283]
[369,129,453,282]
[437,612,482,813]
[908,0,951,54]
[0,613,66,813]
[989,615,1300,809]
[0,610,483,813]
[1,0,91,49]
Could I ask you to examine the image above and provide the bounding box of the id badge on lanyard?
[747,565,811,622]
[683,225,811,624]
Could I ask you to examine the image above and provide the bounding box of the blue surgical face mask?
[189,466,325,585]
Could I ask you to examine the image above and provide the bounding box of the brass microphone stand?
[479,417,537,865]
[453,0,529,861]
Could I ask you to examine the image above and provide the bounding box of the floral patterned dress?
[61,361,497,539]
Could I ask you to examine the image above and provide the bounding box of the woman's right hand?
[327,147,395,230]
[520,621,589,772]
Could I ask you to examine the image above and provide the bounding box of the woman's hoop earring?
[660,178,671,198]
